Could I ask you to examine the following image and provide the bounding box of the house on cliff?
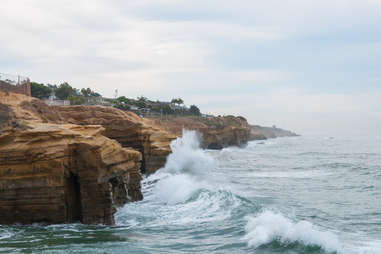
[43,90,71,106]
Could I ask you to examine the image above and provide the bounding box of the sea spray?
[152,130,216,204]
[162,130,215,175]
[117,130,243,226]
[153,174,202,204]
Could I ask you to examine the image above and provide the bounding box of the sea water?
[1,131,380,253]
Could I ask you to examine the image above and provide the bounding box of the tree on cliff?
[189,105,201,116]
[161,104,174,114]
[171,98,184,106]
[55,82,74,100]
[67,95,85,105]
[30,82,52,99]
[81,87,101,97]
[136,96,148,108]
[81,88,92,97]
[114,96,132,111]
[116,96,131,104]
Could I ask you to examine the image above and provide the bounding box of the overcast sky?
[1,0,381,135]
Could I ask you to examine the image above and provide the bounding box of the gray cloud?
[1,0,381,135]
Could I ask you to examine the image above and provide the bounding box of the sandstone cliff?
[0,91,142,225]
[53,106,175,175]
[53,107,251,172]
[147,115,251,149]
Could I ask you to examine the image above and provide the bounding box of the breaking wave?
[244,211,381,254]
[150,130,216,205]
[117,130,244,226]
[244,211,343,253]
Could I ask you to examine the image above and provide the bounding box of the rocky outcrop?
[148,115,251,149]
[249,125,299,140]
[53,106,175,175]
[0,91,142,225]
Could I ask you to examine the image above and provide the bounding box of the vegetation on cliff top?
[30,81,202,116]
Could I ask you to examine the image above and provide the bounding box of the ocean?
[1,131,380,254]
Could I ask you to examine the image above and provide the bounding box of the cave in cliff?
[65,173,82,223]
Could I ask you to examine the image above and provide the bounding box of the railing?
[43,99,71,106]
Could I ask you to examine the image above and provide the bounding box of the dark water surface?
[1,133,380,253]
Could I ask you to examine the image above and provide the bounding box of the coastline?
[0,90,298,225]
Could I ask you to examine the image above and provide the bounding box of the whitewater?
[1,131,381,254]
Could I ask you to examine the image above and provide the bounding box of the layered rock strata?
[0,91,142,225]
[53,106,175,175]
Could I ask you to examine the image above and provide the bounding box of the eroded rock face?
[0,91,142,225]
[54,106,175,175]
[0,123,141,225]
[148,115,251,149]
[53,107,252,172]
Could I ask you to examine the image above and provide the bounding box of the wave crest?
[244,211,344,253]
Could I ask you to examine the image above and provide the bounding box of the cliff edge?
[53,105,175,175]
[147,115,251,149]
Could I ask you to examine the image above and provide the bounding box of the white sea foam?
[153,174,203,204]
[118,186,241,228]
[158,189,241,226]
[243,210,344,253]
[117,130,239,226]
